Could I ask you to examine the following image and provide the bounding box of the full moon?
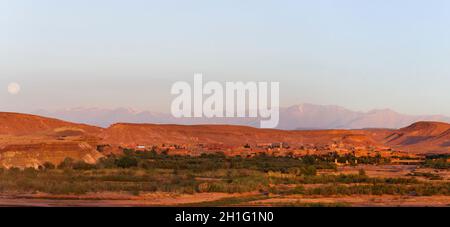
[7,82,21,95]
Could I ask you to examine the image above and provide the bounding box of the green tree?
[115,156,138,168]
[43,162,56,170]
[58,157,75,169]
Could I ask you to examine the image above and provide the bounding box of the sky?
[1,0,450,115]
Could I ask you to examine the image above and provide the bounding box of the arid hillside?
[100,123,384,148]
[385,122,450,154]
[0,112,103,168]
[0,112,102,136]
[101,122,449,154]
[1,112,449,168]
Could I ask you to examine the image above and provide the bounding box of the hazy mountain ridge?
[33,103,450,130]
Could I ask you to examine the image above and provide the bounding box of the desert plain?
[0,112,449,207]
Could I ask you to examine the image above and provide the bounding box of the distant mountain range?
[278,104,450,130]
[33,103,450,130]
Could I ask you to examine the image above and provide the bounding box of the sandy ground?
[0,192,255,207]
[247,195,450,207]
[1,193,449,207]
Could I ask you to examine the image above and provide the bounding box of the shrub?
[197,182,210,193]
[358,169,366,176]
[303,166,317,176]
[96,156,118,169]
[43,162,56,170]
[423,158,450,169]
[58,157,75,169]
[73,161,96,170]
[115,156,138,168]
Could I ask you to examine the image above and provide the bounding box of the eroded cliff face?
[0,146,102,169]
[0,139,104,169]
[0,112,104,169]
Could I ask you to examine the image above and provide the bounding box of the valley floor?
[1,193,450,207]
[0,163,449,207]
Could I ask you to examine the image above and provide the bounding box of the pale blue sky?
[1,0,450,115]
